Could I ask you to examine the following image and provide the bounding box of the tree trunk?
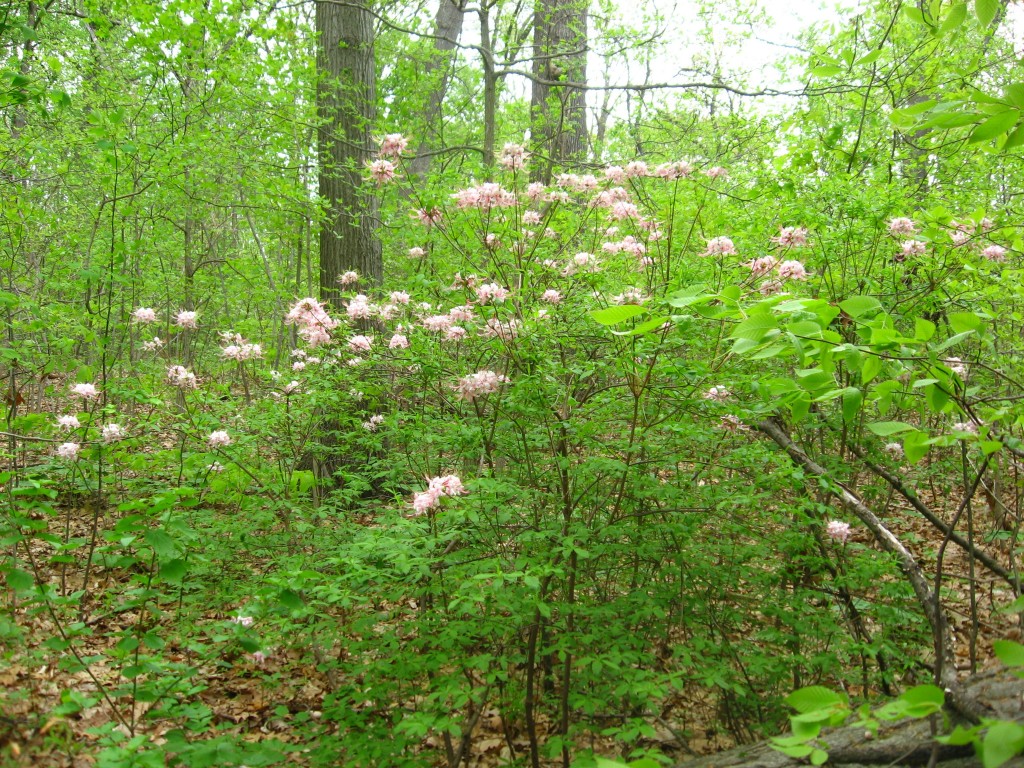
[407,0,468,179]
[530,0,589,183]
[316,0,382,304]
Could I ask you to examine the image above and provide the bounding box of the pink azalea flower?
[498,143,529,170]
[348,335,373,353]
[167,365,198,389]
[132,307,157,323]
[378,133,408,158]
[56,442,80,461]
[101,423,124,443]
[57,415,80,430]
[888,217,916,236]
[982,245,1007,262]
[703,237,737,257]
[389,333,409,350]
[456,370,509,401]
[771,227,809,248]
[367,159,397,184]
[475,283,509,304]
[70,382,100,400]
[174,310,198,329]
[777,260,808,280]
[338,270,360,286]
[541,289,562,304]
[207,430,232,449]
[826,520,851,543]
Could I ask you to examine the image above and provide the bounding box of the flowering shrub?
[3,129,1019,768]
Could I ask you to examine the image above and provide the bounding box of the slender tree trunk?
[407,0,468,179]
[530,0,589,182]
[316,0,382,304]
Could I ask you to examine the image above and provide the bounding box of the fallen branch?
[755,418,993,723]
[844,440,1019,593]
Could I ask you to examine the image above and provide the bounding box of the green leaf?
[810,65,844,78]
[901,685,944,709]
[785,686,847,714]
[144,529,177,559]
[969,109,1019,144]
[982,721,1024,768]
[948,312,982,333]
[903,430,932,464]
[994,639,1024,667]
[867,421,916,436]
[1005,84,1024,108]
[903,5,930,25]
[976,0,1000,26]
[810,748,830,766]
[6,567,34,593]
[855,49,883,66]
[915,318,936,341]
[839,296,882,318]
[731,315,778,341]
[861,354,883,385]
[939,2,968,33]
[1004,125,1024,150]
[842,387,862,424]
[590,305,647,326]
[613,316,670,336]
[159,558,188,584]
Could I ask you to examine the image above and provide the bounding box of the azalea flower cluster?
[220,332,263,362]
[456,370,509,401]
[411,474,466,516]
[286,297,339,348]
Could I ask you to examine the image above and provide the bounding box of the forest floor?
[2,464,1021,768]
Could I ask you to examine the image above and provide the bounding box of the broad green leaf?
[969,109,1019,144]
[613,316,670,336]
[1004,125,1024,150]
[839,296,881,317]
[810,749,829,766]
[810,65,844,78]
[994,639,1024,667]
[6,567,34,592]
[731,315,778,341]
[982,721,1024,768]
[976,0,1000,26]
[903,430,932,464]
[159,558,188,584]
[861,354,883,384]
[842,387,862,424]
[144,529,177,559]
[948,312,983,333]
[901,685,944,709]
[1005,83,1024,108]
[939,2,968,33]
[785,686,847,714]
[915,318,936,341]
[590,305,647,325]
[867,421,916,436]
[903,5,930,25]
[855,49,882,66]
[919,110,983,130]
[667,285,711,308]
[937,724,982,746]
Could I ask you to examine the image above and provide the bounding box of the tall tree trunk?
[407,0,468,179]
[316,0,382,304]
[530,0,588,183]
